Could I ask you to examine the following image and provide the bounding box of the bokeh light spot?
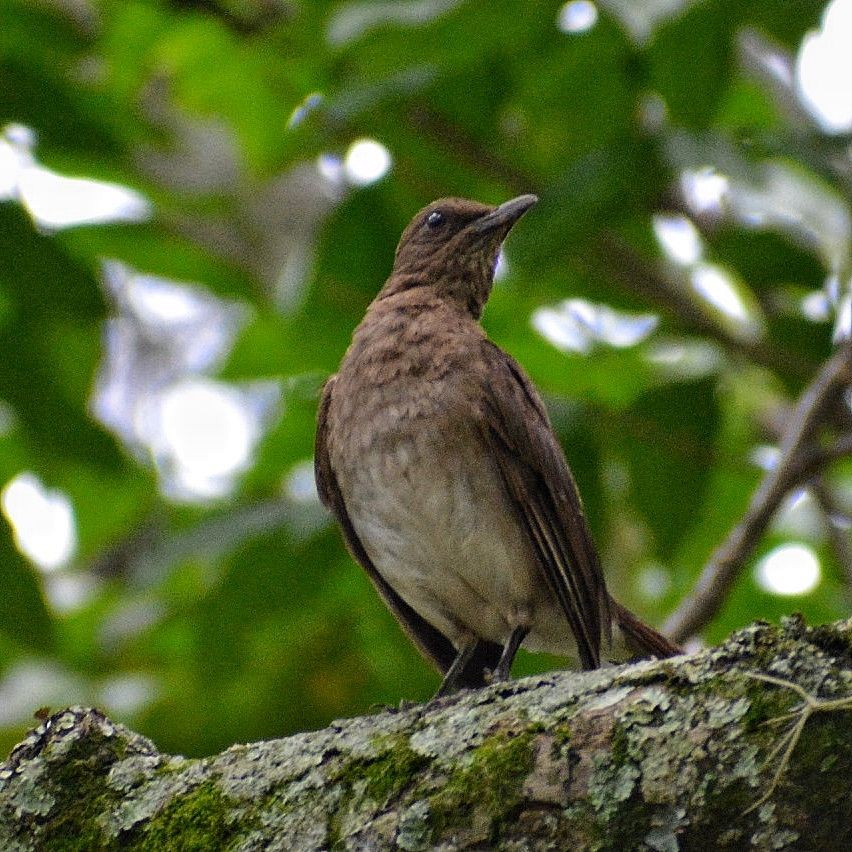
[755,543,821,596]
[796,0,852,133]
[557,1,598,34]
[653,214,703,265]
[160,379,253,481]
[1,472,76,570]
[532,299,658,354]
[344,138,392,186]
[690,264,749,323]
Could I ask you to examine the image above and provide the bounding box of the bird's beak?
[472,194,538,234]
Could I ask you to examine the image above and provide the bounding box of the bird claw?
[484,666,511,685]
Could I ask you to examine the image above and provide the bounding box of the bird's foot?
[483,666,511,685]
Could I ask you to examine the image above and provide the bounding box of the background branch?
[592,234,813,380]
[786,432,852,486]
[664,343,852,642]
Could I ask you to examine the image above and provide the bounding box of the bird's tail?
[611,600,681,659]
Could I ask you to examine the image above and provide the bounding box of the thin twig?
[743,671,852,813]
[664,343,852,643]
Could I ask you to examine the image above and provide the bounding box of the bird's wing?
[314,375,501,687]
[478,342,610,669]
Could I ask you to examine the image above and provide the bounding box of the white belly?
[341,433,575,656]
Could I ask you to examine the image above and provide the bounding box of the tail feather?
[611,600,681,659]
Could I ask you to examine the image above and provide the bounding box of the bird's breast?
[332,403,572,654]
[340,423,517,632]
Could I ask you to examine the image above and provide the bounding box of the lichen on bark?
[1,616,850,850]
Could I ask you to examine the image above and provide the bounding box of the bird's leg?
[491,625,530,682]
[433,636,480,698]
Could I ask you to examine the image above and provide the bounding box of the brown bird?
[315,195,680,697]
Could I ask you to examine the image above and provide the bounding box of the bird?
[315,195,680,697]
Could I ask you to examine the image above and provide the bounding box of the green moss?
[696,774,753,831]
[429,729,537,843]
[330,736,430,805]
[128,779,247,851]
[152,757,188,777]
[324,736,432,847]
[609,722,630,764]
[788,715,852,802]
[551,723,571,755]
[741,682,791,732]
[327,808,343,850]
[364,744,430,803]
[599,796,649,848]
[38,731,126,851]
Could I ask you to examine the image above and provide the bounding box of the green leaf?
[0,205,123,470]
[647,2,732,129]
[620,377,721,559]
[0,518,54,654]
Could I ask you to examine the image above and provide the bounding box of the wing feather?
[479,344,609,669]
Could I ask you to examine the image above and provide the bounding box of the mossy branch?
[2,616,851,851]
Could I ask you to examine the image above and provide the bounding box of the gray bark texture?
[2,616,851,851]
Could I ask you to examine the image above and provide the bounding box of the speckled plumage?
[315,196,679,694]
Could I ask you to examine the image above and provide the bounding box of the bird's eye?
[426,210,444,228]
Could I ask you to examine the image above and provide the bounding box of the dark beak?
[472,194,538,234]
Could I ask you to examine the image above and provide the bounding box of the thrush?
[315,195,680,697]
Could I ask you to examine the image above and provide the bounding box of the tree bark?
[2,616,851,851]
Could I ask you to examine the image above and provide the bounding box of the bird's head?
[383,194,538,317]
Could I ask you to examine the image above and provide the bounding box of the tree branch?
[593,234,813,380]
[2,617,851,849]
[785,432,852,486]
[664,343,852,642]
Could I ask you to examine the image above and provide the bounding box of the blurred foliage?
[0,0,849,758]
